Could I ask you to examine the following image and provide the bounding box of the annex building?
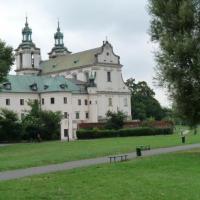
[0,19,131,140]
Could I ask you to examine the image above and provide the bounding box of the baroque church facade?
[0,19,132,140]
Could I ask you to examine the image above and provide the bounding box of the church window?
[78,99,81,105]
[50,97,55,104]
[108,98,112,106]
[31,53,34,68]
[64,97,67,104]
[64,129,68,137]
[64,112,68,119]
[106,52,110,56]
[85,112,89,119]
[3,82,11,90]
[107,71,111,82]
[85,99,88,105]
[55,39,58,45]
[20,99,24,106]
[20,53,23,68]
[6,99,10,106]
[75,112,80,119]
[41,98,44,105]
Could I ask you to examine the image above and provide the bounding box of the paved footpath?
[1,143,200,181]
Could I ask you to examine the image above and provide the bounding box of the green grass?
[1,149,200,200]
[0,127,199,171]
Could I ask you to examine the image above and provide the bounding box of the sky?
[0,0,170,107]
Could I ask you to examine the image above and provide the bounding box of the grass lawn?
[1,148,200,200]
[0,126,199,171]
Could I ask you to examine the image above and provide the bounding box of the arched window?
[31,53,34,68]
[20,53,23,68]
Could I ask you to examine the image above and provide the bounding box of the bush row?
[77,127,174,139]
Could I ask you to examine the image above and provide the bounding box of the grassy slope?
[0,126,200,171]
[1,149,200,200]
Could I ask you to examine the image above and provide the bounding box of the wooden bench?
[109,154,128,163]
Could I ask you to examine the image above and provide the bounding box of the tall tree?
[0,109,21,141]
[22,100,62,140]
[148,0,200,132]
[0,40,14,83]
[126,78,164,120]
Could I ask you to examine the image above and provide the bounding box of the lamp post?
[67,113,70,142]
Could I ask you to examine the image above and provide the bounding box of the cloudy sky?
[0,0,170,107]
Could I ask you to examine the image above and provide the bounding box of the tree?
[148,0,200,132]
[22,100,62,140]
[105,110,127,130]
[0,109,21,141]
[126,78,164,120]
[0,40,14,83]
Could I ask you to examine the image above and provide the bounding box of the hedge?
[76,127,174,139]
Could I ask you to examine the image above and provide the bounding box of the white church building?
[0,19,132,140]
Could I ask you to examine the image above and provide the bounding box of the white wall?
[0,93,39,119]
[97,94,131,120]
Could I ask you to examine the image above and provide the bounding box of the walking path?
[0,144,10,147]
[1,143,200,181]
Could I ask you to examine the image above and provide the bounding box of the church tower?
[48,21,71,58]
[15,17,41,75]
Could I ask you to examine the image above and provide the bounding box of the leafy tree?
[39,110,63,140]
[105,110,127,130]
[126,78,164,120]
[148,0,200,132]
[0,40,14,83]
[0,109,21,141]
[22,100,62,141]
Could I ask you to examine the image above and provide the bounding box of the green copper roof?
[41,47,102,74]
[0,75,86,94]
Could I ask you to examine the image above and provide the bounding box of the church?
[0,18,132,140]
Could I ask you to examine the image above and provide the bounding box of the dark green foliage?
[77,127,173,139]
[39,110,63,140]
[0,40,14,83]
[0,109,21,142]
[105,110,127,129]
[22,100,62,141]
[148,0,200,129]
[126,78,164,120]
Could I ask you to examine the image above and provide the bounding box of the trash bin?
[181,136,185,144]
[136,147,142,157]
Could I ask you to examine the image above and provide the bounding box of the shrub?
[77,127,173,139]
[105,110,127,130]
[0,109,21,142]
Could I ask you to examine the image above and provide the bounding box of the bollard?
[136,147,142,157]
[181,136,185,144]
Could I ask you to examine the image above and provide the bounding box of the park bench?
[109,154,128,163]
